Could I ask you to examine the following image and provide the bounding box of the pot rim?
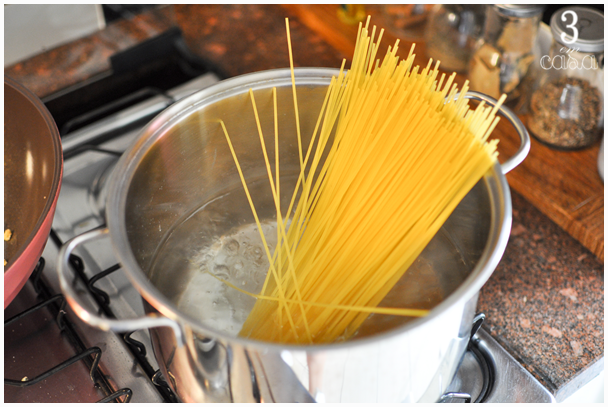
[105,68,512,352]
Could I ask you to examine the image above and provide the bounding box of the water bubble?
[224,239,240,255]
[214,264,229,279]
[246,245,263,261]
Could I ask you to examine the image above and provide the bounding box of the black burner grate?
[48,228,178,402]
[4,259,130,403]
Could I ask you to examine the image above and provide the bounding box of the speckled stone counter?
[6,5,346,99]
[5,4,603,402]
[479,190,603,401]
[5,7,176,98]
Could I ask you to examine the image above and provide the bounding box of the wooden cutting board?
[282,4,604,262]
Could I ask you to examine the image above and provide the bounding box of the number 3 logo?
[561,10,579,44]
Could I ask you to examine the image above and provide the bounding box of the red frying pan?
[4,76,63,308]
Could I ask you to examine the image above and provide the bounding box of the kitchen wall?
[4,4,105,66]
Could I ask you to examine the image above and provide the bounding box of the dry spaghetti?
[218,17,503,345]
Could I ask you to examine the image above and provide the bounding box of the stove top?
[4,30,556,402]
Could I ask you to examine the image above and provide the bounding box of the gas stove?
[4,30,555,403]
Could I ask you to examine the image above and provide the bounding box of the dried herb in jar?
[528,77,602,149]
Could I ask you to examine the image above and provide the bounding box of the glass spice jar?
[424,4,486,73]
[528,6,604,150]
[468,5,544,111]
[382,4,433,41]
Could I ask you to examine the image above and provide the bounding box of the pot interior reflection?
[124,82,491,343]
[147,177,489,340]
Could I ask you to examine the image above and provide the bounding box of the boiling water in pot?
[147,174,470,342]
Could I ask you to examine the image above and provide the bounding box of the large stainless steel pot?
[57,68,529,402]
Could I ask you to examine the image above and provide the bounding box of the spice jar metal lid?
[551,6,604,52]
[494,4,544,18]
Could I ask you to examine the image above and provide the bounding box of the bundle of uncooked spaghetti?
[219,18,504,344]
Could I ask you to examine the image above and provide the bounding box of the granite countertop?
[5,4,603,402]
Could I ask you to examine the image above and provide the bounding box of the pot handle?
[57,227,186,347]
[462,91,531,174]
